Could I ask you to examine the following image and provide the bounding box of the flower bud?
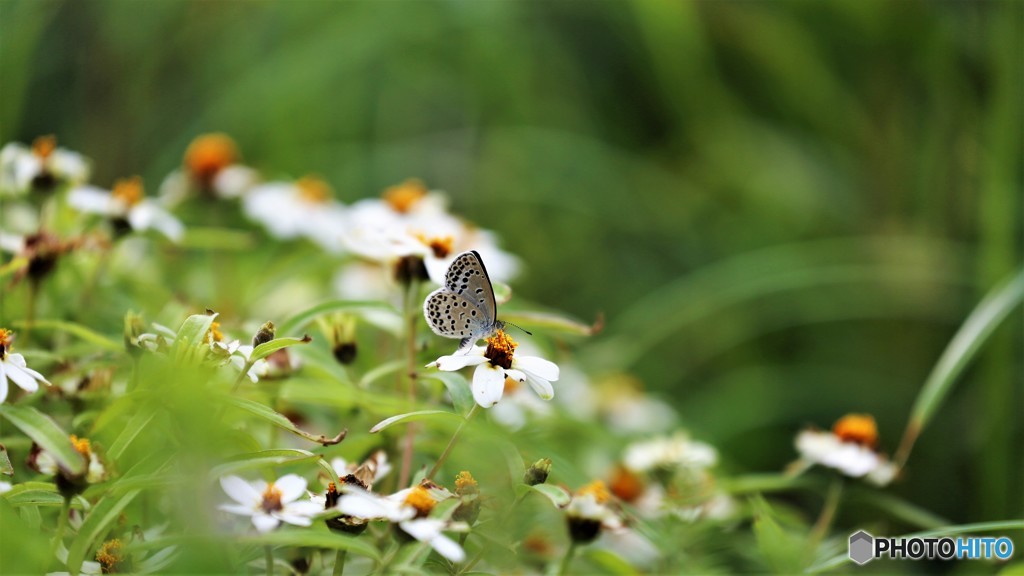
[252,321,275,348]
[524,458,552,486]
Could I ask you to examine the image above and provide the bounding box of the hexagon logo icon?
[849,530,874,565]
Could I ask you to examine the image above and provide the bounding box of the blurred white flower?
[330,450,391,487]
[159,133,258,204]
[0,136,89,196]
[69,176,184,241]
[31,434,106,484]
[0,480,11,494]
[341,179,519,285]
[565,481,623,544]
[794,413,897,486]
[243,176,346,253]
[0,328,51,404]
[428,330,558,409]
[623,432,718,474]
[218,474,321,533]
[337,484,466,562]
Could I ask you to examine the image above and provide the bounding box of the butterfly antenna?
[504,321,532,337]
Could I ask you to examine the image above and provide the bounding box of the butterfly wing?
[423,251,501,350]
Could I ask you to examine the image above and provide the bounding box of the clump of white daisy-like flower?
[159,133,258,204]
[218,474,321,533]
[243,175,347,253]
[0,328,51,404]
[0,135,90,196]
[564,480,623,544]
[336,481,466,562]
[28,434,107,497]
[428,330,559,409]
[623,432,718,474]
[794,413,897,486]
[69,176,184,241]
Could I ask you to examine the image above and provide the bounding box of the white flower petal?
[7,354,50,385]
[274,474,307,503]
[130,202,184,241]
[0,365,8,404]
[218,503,255,516]
[4,362,39,393]
[471,364,506,408]
[275,511,314,527]
[251,513,280,533]
[283,499,322,518]
[522,372,554,401]
[220,476,261,506]
[337,492,393,520]
[512,355,559,382]
[431,351,488,371]
[68,187,119,216]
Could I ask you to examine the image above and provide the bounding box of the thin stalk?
[809,477,843,549]
[398,280,420,488]
[50,497,71,562]
[332,549,346,576]
[427,405,479,481]
[230,361,253,394]
[264,545,274,575]
[557,542,577,576]
[23,280,39,346]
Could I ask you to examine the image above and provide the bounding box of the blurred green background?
[2,0,1021,537]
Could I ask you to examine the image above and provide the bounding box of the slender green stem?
[23,280,39,347]
[230,361,253,394]
[50,497,71,562]
[398,280,420,488]
[332,549,346,576]
[557,542,577,576]
[264,545,274,575]
[809,477,844,549]
[427,405,479,481]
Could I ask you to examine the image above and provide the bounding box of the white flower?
[0,136,89,196]
[69,177,184,241]
[330,450,391,486]
[794,414,897,486]
[0,480,11,494]
[218,474,321,533]
[341,179,519,285]
[243,176,346,253]
[32,435,106,484]
[623,432,718,474]
[0,329,50,404]
[428,330,558,409]
[158,133,258,205]
[564,481,623,544]
[336,484,465,562]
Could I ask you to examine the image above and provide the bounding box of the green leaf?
[369,410,462,434]
[499,310,600,336]
[896,267,1024,466]
[0,404,85,476]
[66,490,141,575]
[10,319,121,352]
[582,548,638,575]
[521,483,570,508]
[104,409,157,461]
[180,227,255,250]
[0,443,12,475]
[421,372,473,414]
[170,313,216,364]
[4,488,64,507]
[360,360,404,388]
[209,449,323,479]
[240,528,381,561]
[750,496,805,573]
[223,396,347,445]
[277,300,400,336]
[250,335,312,363]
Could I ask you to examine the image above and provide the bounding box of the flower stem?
[23,280,39,347]
[808,477,843,551]
[557,542,577,576]
[332,549,346,576]
[398,280,420,488]
[265,545,274,575]
[49,497,71,562]
[426,404,479,481]
[230,361,253,393]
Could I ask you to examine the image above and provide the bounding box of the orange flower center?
[382,179,427,213]
[455,471,478,495]
[261,483,284,513]
[111,176,144,207]
[70,435,92,458]
[32,135,57,160]
[832,414,878,448]
[484,330,516,370]
[415,234,454,259]
[0,328,12,358]
[95,538,124,573]
[296,176,332,204]
[206,321,224,344]
[184,133,238,184]
[609,465,645,503]
[577,480,611,504]
[403,486,436,517]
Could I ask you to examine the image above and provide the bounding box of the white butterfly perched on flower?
[423,250,515,353]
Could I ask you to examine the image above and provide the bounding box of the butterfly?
[423,250,506,353]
